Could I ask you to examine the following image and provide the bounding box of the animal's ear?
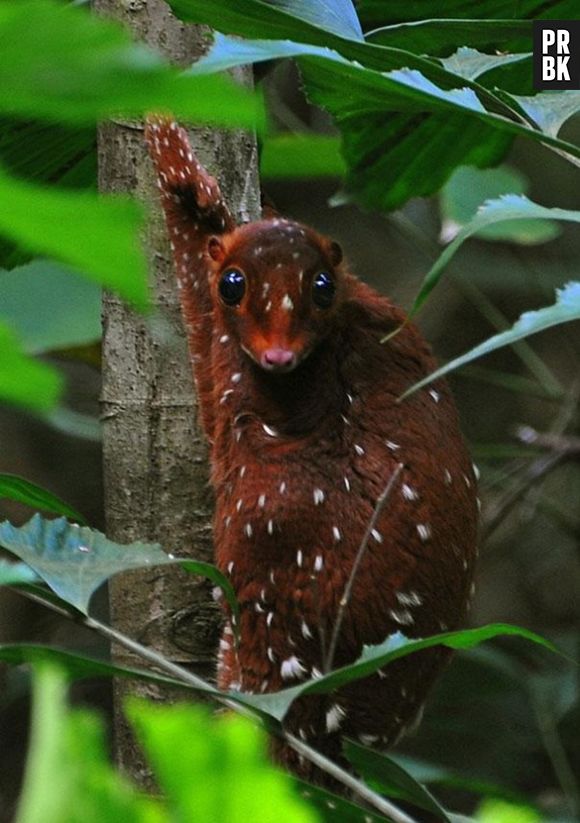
[208,236,226,262]
[328,240,343,267]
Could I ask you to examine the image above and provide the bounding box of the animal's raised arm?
[144,115,237,439]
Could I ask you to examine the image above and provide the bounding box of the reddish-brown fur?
[145,117,478,783]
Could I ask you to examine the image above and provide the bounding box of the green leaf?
[0,165,149,310]
[440,47,531,81]
[0,514,239,623]
[475,798,541,823]
[244,624,561,722]
[410,195,580,318]
[0,514,171,613]
[357,0,579,25]
[15,664,166,823]
[403,281,580,398]
[191,34,580,212]
[503,90,580,138]
[267,0,363,41]
[366,20,532,55]
[0,643,187,690]
[344,742,453,821]
[0,0,263,128]
[440,166,560,245]
[0,260,101,354]
[260,134,346,178]
[0,473,86,523]
[0,560,39,586]
[0,321,63,411]
[127,700,318,823]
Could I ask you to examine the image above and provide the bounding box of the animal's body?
[145,117,478,782]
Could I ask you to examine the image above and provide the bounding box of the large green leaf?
[344,742,453,821]
[0,261,101,354]
[0,0,263,128]
[0,473,86,523]
[127,701,318,823]
[0,322,63,411]
[244,624,560,722]
[15,664,167,823]
[366,20,532,55]
[0,165,148,310]
[190,34,580,211]
[403,281,580,398]
[0,514,239,623]
[0,515,173,614]
[357,1,580,25]
[409,195,580,317]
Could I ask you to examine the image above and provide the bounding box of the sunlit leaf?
[0,165,148,310]
[403,281,580,398]
[127,701,318,823]
[0,474,86,523]
[475,798,540,823]
[0,0,263,128]
[0,322,63,411]
[15,664,166,823]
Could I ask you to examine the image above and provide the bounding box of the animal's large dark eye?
[219,269,246,306]
[312,271,336,309]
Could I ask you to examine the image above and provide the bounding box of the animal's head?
[207,219,344,373]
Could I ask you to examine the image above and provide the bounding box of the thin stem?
[16,588,418,823]
[324,464,404,673]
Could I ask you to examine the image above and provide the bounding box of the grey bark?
[96,0,260,786]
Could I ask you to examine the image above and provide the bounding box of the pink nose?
[261,348,296,370]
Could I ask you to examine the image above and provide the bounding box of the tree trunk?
[96,0,260,786]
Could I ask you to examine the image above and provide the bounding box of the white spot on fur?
[313,488,325,505]
[281,655,306,680]
[417,523,431,541]
[332,526,342,542]
[402,483,418,501]
[281,294,294,311]
[389,608,414,626]
[314,554,323,572]
[326,704,346,732]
